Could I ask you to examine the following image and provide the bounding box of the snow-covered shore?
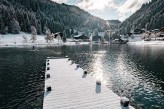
[127,35,164,45]
[128,40,164,45]
[0,32,89,47]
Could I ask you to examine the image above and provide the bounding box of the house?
[98,32,105,37]
[133,29,144,34]
[74,34,89,41]
[112,38,127,44]
[92,35,101,42]
[54,32,63,38]
[159,27,164,36]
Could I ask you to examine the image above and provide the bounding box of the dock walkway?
[43,58,134,109]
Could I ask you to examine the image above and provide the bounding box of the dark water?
[0,44,164,109]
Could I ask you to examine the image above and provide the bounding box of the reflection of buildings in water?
[129,45,164,61]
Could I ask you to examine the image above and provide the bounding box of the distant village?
[121,27,164,42]
[1,25,164,46]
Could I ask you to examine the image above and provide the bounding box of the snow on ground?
[0,32,90,47]
[127,35,164,45]
[128,35,142,42]
[128,40,164,45]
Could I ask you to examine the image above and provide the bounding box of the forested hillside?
[0,0,109,35]
[119,0,164,34]
[107,20,121,30]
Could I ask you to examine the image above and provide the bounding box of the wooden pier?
[43,58,134,109]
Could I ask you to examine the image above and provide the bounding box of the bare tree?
[57,34,62,44]
[30,26,37,43]
[22,35,28,44]
[45,29,54,43]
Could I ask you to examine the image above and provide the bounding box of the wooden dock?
[43,58,134,109]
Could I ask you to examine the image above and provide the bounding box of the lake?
[0,44,164,109]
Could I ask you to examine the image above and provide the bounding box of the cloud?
[51,0,68,4]
[76,0,115,11]
[117,0,151,21]
[51,0,151,21]
[75,0,151,21]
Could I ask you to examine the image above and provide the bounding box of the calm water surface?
[0,44,164,109]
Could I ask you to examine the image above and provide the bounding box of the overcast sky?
[52,0,151,21]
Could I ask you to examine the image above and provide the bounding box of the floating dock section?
[43,58,134,109]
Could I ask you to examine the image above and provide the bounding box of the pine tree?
[62,30,67,43]
[65,27,70,37]
[9,18,21,34]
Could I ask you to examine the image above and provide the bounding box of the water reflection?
[92,51,105,84]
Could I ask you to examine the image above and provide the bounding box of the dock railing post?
[120,97,129,107]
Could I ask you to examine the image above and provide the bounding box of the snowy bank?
[128,40,164,45]
[0,32,90,47]
[126,34,164,45]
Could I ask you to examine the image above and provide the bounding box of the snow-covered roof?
[98,32,105,37]
[74,34,83,38]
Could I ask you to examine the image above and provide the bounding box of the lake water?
[0,44,164,109]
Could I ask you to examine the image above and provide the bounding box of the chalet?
[159,27,164,37]
[112,38,127,44]
[92,35,101,42]
[151,29,160,33]
[54,32,63,38]
[160,27,164,32]
[98,32,105,37]
[133,29,144,34]
[74,34,89,41]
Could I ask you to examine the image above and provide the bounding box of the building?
[74,34,89,41]
[54,32,63,38]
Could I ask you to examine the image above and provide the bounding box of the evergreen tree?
[62,30,67,43]
[9,18,21,34]
[0,0,123,34]
[65,27,71,37]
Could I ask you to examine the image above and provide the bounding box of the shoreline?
[0,42,90,48]
[0,32,90,48]
[127,40,164,45]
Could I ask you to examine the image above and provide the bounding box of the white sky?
[51,0,151,21]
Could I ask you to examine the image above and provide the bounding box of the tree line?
[0,0,109,36]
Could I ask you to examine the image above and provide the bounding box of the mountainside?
[119,0,164,34]
[0,0,109,35]
[107,20,121,30]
